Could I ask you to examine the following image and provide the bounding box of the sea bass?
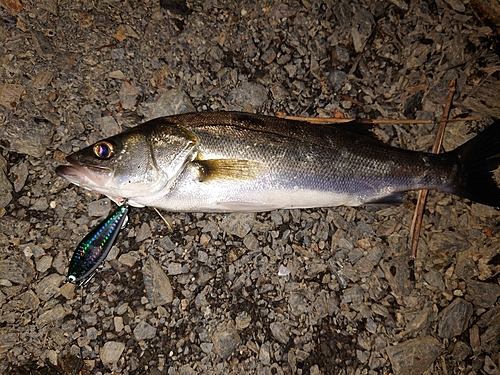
[56,112,500,211]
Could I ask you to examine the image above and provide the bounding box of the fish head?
[56,121,199,204]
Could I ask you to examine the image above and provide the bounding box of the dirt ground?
[1,1,500,374]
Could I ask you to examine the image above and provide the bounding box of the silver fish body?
[56,112,500,210]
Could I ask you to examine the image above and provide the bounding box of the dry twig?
[410,79,457,258]
[275,112,479,125]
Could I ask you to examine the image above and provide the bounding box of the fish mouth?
[56,161,113,187]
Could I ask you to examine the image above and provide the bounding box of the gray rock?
[118,251,140,267]
[36,303,67,328]
[167,262,183,275]
[133,320,157,341]
[142,256,174,307]
[139,89,196,120]
[9,161,29,193]
[35,254,53,273]
[427,231,470,253]
[100,341,125,367]
[438,298,473,339]
[119,81,140,110]
[477,306,500,353]
[259,342,271,365]
[270,322,290,344]
[212,321,241,359]
[227,82,268,111]
[220,213,255,238]
[0,257,35,285]
[178,364,197,375]
[98,116,121,137]
[34,273,65,301]
[29,197,49,211]
[467,280,500,308]
[135,222,152,242]
[0,155,12,208]
[386,336,443,375]
[351,4,375,53]
[87,198,111,217]
[243,233,259,251]
[0,118,55,158]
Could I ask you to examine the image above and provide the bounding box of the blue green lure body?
[67,204,129,285]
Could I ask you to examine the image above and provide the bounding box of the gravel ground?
[1,1,500,374]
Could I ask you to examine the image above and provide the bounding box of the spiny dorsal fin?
[193,159,268,182]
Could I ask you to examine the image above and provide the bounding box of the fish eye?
[93,141,115,159]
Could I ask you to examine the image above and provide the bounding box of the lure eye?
[93,141,115,159]
[67,275,76,283]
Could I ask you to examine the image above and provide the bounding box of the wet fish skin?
[56,112,500,210]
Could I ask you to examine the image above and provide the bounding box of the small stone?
[119,81,140,110]
[261,48,276,64]
[109,70,126,79]
[243,233,259,251]
[269,322,290,344]
[135,222,152,242]
[0,156,12,208]
[0,84,25,108]
[259,342,271,365]
[142,256,174,307]
[168,262,183,275]
[87,327,98,340]
[100,341,125,367]
[87,199,111,217]
[386,336,443,375]
[199,233,211,246]
[139,89,195,120]
[200,342,213,354]
[438,298,473,339]
[29,197,49,211]
[0,257,35,285]
[444,0,465,12]
[98,116,120,137]
[133,320,157,341]
[114,316,124,332]
[467,280,500,308]
[11,290,39,312]
[212,321,241,359]
[235,311,252,330]
[35,254,53,273]
[36,303,67,328]
[31,70,54,89]
[60,283,75,300]
[118,251,140,267]
[227,82,268,111]
[0,118,55,157]
[9,161,29,193]
[220,213,255,238]
[35,273,65,301]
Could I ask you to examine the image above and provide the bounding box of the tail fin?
[451,120,500,208]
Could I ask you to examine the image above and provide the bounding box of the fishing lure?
[67,204,129,286]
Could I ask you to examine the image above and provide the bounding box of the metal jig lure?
[67,204,129,286]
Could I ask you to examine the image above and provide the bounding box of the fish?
[67,204,129,286]
[56,111,500,212]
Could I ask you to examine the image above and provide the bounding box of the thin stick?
[153,207,173,232]
[410,79,457,258]
[275,112,480,125]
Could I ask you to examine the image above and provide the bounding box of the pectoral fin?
[193,159,267,182]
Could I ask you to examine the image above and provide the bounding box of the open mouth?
[55,161,113,187]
